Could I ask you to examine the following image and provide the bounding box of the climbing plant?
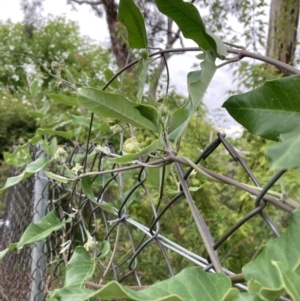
[1,0,300,300]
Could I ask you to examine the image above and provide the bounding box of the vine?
[1,0,300,300]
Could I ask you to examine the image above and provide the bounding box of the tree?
[19,0,184,99]
[0,16,114,155]
[19,0,300,96]
[267,0,300,65]
[0,16,111,204]
[0,17,112,92]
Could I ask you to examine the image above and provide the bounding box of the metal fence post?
[30,168,48,301]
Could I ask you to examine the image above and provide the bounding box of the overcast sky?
[0,0,242,135]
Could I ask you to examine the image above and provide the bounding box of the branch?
[103,46,300,94]
[99,223,121,284]
[163,137,224,273]
[85,280,149,290]
[172,155,294,212]
[229,273,245,284]
[75,157,171,181]
[226,48,300,74]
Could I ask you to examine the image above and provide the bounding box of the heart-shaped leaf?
[266,132,300,168]
[48,267,235,301]
[65,247,96,287]
[243,207,300,300]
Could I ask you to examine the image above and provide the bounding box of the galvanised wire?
[0,133,293,301]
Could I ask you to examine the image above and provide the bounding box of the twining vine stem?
[76,153,296,212]
[103,46,300,90]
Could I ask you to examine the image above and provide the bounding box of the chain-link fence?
[0,173,34,301]
[0,133,294,301]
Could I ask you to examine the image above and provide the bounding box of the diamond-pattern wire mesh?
[0,170,34,301]
[0,133,293,301]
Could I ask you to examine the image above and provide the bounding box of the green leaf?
[168,101,192,142]
[97,203,116,215]
[40,99,51,115]
[77,88,159,132]
[48,138,58,157]
[247,279,284,301]
[49,94,79,106]
[69,114,106,130]
[111,139,161,164]
[81,176,116,215]
[4,144,31,167]
[30,79,40,98]
[45,171,71,183]
[99,240,111,259]
[0,243,18,260]
[0,155,52,194]
[48,267,233,301]
[223,74,300,141]
[3,132,45,167]
[266,133,300,168]
[155,0,226,58]
[65,247,96,287]
[17,86,29,96]
[168,52,216,141]
[17,210,63,250]
[188,52,216,109]
[104,68,120,90]
[36,128,73,139]
[27,111,46,118]
[41,119,72,130]
[65,69,77,84]
[136,57,150,102]
[81,176,96,202]
[273,261,300,301]
[118,0,148,49]
[223,289,259,301]
[243,207,300,300]
[135,104,160,128]
[47,287,98,301]
[40,137,57,157]
[28,100,51,117]
[230,293,265,301]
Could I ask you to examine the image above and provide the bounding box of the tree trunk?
[101,0,130,68]
[266,0,300,65]
[67,0,130,68]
